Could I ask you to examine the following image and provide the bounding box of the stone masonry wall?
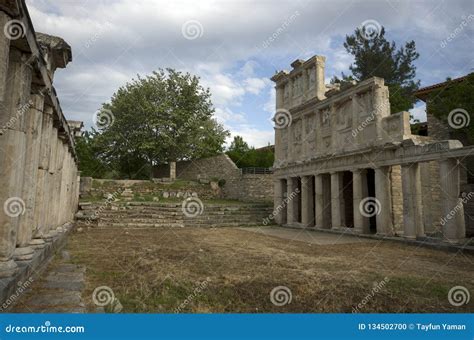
[224,174,274,203]
[427,113,450,140]
[80,178,220,200]
[153,154,274,202]
[154,154,240,181]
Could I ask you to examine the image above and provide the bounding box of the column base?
[29,238,46,249]
[13,246,35,261]
[43,230,58,242]
[0,259,18,278]
[444,238,466,245]
[376,232,392,237]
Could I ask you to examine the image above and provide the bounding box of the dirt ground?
[64,226,473,313]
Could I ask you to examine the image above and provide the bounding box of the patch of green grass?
[386,276,448,299]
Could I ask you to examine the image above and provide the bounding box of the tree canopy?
[77,69,229,179]
[337,26,420,113]
[226,136,274,168]
[427,73,474,143]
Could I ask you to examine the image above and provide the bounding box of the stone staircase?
[76,201,274,228]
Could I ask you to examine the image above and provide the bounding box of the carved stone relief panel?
[335,99,353,129]
[320,107,331,128]
[355,91,374,118]
[305,114,316,156]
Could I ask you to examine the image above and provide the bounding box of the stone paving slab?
[22,305,86,313]
[239,226,376,245]
[28,291,82,306]
[10,251,86,313]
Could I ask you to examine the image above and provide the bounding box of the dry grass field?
[57,226,474,313]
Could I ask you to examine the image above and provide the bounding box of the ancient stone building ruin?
[271,55,472,243]
[0,0,80,287]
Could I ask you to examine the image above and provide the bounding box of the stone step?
[98,214,268,220]
[86,207,272,213]
[97,221,262,228]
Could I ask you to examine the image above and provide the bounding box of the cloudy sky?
[26,0,473,147]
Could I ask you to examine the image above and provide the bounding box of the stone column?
[0,49,32,276]
[51,137,64,231]
[330,172,344,229]
[169,161,176,180]
[439,158,465,242]
[301,175,314,227]
[314,174,324,228]
[56,140,68,229]
[402,163,424,238]
[352,169,369,233]
[14,93,44,260]
[43,126,59,241]
[0,12,11,100]
[33,106,53,245]
[286,177,295,225]
[374,166,393,236]
[273,179,285,225]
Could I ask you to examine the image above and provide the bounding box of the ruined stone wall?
[427,113,450,140]
[153,154,274,202]
[81,178,220,200]
[224,174,274,203]
[154,154,240,180]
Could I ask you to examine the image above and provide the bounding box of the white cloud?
[25,0,472,138]
[243,77,270,95]
[228,127,274,148]
[409,103,427,123]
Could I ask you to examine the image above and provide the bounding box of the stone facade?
[0,0,80,281]
[271,55,472,243]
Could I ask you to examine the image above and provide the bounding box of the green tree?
[75,130,110,178]
[341,26,420,113]
[226,136,274,168]
[96,69,229,179]
[427,73,474,143]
